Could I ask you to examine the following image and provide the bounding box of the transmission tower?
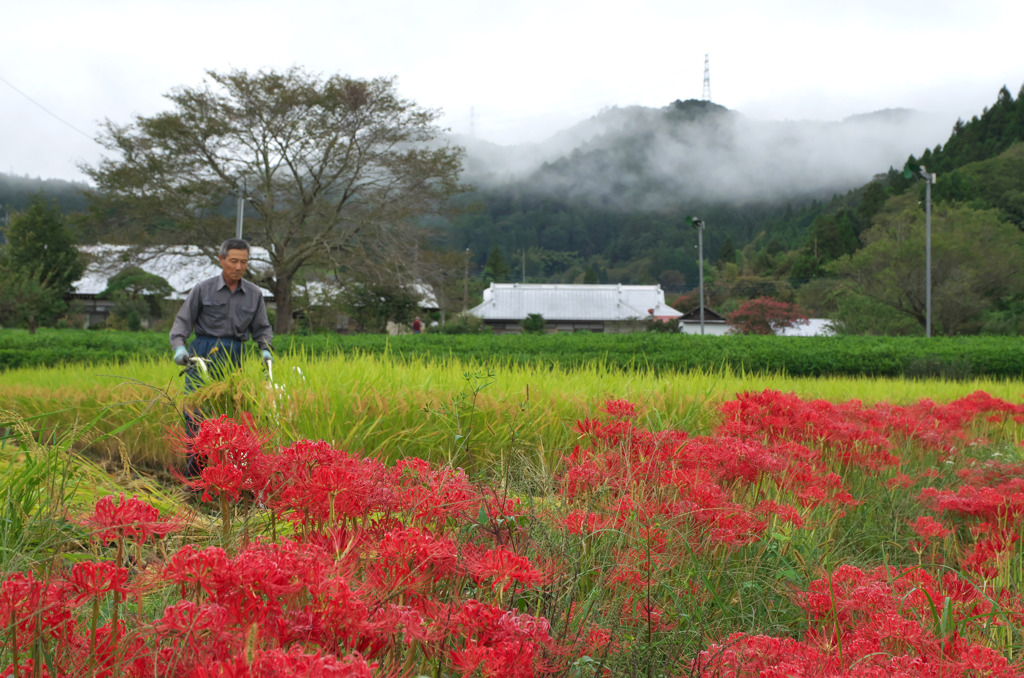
[701,54,711,101]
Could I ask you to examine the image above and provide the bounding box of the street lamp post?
[904,163,937,337]
[687,216,706,335]
[463,248,470,311]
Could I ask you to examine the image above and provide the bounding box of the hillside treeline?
[0,174,89,215]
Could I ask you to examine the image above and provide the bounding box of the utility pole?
[688,216,706,335]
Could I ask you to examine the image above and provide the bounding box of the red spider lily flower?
[448,598,548,642]
[76,493,180,545]
[226,539,331,610]
[185,646,377,677]
[65,560,130,606]
[562,510,612,536]
[390,603,447,645]
[464,545,545,592]
[199,464,246,502]
[161,545,232,599]
[961,644,1017,675]
[304,576,375,653]
[886,472,916,489]
[441,601,567,675]
[753,499,805,528]
[64,620,152,678]
[177,413,271,498]
[909,515,954,552]
[962,529,1019,579]
[268,439,396,528]
[449,598,508,641]
[0,571,75,648]
[495,610,552,645]
[449,640,542,678]
[186,413,267,468]
[919,485,1009,520]
[910,515,953,540]
[578,626,616,657]
[151,601,240,666]
[0,660,57,678]
[390,457,479,527]
[602,399,638,419]
[363,527,460,598]
[153,600,231,636]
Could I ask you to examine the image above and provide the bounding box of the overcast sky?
[3,0,1023,182]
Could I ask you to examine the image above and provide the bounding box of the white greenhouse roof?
[469,283,682,321]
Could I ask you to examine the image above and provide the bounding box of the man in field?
[169,238,273,476]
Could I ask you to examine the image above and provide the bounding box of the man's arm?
[169,287,201,350]
[250,294,274,352]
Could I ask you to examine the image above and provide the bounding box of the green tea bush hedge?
[2,328,1022,378]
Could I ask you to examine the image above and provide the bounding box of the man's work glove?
[173,346,189,366]
[261,349,273,365]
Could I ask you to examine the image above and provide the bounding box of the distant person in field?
[412,316,422,334]
[169,238,273,477]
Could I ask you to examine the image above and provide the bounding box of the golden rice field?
[4,351,1023,473]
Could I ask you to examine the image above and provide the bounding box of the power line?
[0,73,97,142]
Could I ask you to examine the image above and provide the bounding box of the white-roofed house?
[71,245,274,328]
[467,283,682,334]
[678,307,733,335]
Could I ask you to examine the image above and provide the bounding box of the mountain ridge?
[452,99,949,209]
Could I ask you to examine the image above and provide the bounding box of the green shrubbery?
[2,328,1023,378]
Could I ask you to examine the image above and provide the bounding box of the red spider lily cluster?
[696,565,1024,677]
[3,388,1024,676]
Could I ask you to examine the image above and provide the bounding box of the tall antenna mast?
[702,54,711,101]
[470,106,476,138]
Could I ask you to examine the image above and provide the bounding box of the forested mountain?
[785,85,1024,282]
[442,98,949,288]
[767,85,1024,335]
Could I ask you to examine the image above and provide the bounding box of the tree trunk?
[272,275,293,335]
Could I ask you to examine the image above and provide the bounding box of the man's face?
[219,249,249,285]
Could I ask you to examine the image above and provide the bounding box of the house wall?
[483,319,658,334]
[679,321,732,336]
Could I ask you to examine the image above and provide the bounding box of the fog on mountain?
[456,99,950,210]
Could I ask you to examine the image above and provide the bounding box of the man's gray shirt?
[169,275,273,351]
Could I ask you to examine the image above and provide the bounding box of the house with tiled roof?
[468,283,682,334]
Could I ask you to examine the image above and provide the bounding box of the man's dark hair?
[219,238,251,258]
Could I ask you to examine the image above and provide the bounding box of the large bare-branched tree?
[83,67,465,333]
